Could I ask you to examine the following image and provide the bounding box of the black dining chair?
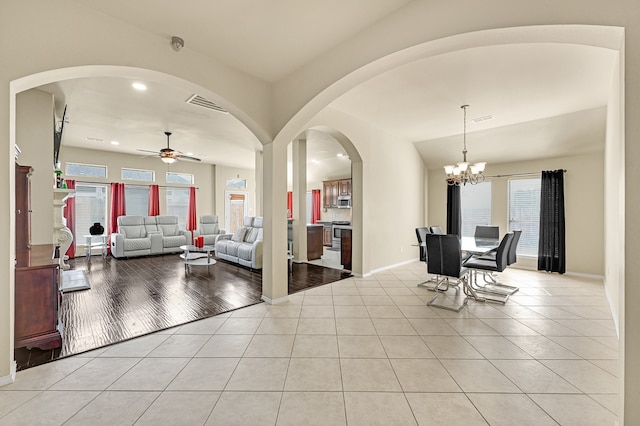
[462,232,514,303]
[430,226,444,235]
[475,229,521,295]
[415,227,431,262]
[423,234,471,312]
[474,225,499,240]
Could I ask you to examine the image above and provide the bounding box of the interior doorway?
[225,191,249,233]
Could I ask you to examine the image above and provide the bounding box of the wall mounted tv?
[53,104,67,167]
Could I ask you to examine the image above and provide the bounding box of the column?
[292,137,307,262]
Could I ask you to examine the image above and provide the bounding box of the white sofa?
[193,215,226,246]
[215,216,263,269]
[111,215,192,258]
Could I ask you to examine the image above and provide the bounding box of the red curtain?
[109,183,126,251]
[311,189,321,224]
[64,180,76,258]
[187,186,197,231]
[287,191,293,218]
[148,184,160,216]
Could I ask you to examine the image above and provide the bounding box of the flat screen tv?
[53,104,67,167]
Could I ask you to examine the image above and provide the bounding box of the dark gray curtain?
[538,170,565,274]
[446,184,462,238]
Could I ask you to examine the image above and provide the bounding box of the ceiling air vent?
[471,115,494,123]
[186,94,228,114]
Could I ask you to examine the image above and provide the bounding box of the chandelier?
[444,105,486,185]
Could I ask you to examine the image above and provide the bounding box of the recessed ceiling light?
[110,140,120,145]
[337,153,344,158]
[186,152,194,156]
[132,82,147,91]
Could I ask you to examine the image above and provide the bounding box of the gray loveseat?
[111,215,192,258]
[215,216,263,269]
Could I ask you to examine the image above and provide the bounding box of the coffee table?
[179,245,216,274]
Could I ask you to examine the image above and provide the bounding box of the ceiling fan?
[138,132,202,164]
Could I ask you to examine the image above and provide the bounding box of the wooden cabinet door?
[330,181,339,208]
[339,179,351,196]
[323,226,332,246]
[323,181,332,208]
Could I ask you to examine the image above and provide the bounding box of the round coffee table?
[179,245,216,274]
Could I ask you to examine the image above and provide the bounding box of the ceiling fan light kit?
[444,105,487,186]
[138,132,202,163]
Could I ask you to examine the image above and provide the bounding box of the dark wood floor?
[15,253,351,370]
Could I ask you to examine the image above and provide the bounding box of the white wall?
[307,107,425,273]
[428,152,605,276]
[16,89,54,245]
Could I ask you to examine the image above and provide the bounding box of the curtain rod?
[72,180,199,189]
[485,169,567,179]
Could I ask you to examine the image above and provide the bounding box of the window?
[166,172,194,185]
[125,185,150,217]
[508,178,541,256]
[122,168,154,182]
[226,178,246,189]
[166,188,189,229]
[74,183,108,248]
[460,181,492,237]
[66,163,107,178]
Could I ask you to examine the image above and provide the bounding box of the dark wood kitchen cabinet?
[323,178,351,208]
[323,224,332,246]
[339,179,351,196]
[323,180,339,208]
[307,225,324,260]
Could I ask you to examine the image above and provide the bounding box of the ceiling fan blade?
[176,154,202,162]
[137,149,160,154]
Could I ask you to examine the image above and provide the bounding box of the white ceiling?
[42,3,617,175]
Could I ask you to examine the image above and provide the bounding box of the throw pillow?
[231,227,248,242]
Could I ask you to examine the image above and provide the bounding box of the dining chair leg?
[480,272,520,294]
[464,272,510,304]
[426,277,468,312]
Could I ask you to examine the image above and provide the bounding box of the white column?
[255,151,263,216]
[292,137,307,262]
[261,142,289,303]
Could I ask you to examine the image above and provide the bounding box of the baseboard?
[0,361,17,388]
[261,295,289,305]
[365,259,417,277]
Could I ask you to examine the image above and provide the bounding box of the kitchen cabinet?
[323,225,332,246]
[323,178,351,208]
[307,225,324,260]
[339,179,351,196]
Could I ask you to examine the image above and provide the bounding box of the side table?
[84,234,108,264]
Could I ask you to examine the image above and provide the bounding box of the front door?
[225,191,249,233]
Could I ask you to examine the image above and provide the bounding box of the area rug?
[60,269,91,293]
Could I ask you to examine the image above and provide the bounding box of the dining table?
[460,236,499,255]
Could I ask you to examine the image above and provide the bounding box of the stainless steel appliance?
[337,196,351,208]
[331,221,351,249]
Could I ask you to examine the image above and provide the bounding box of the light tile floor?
[0,263,619,425]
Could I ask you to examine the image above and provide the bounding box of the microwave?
[337,196,351,208]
